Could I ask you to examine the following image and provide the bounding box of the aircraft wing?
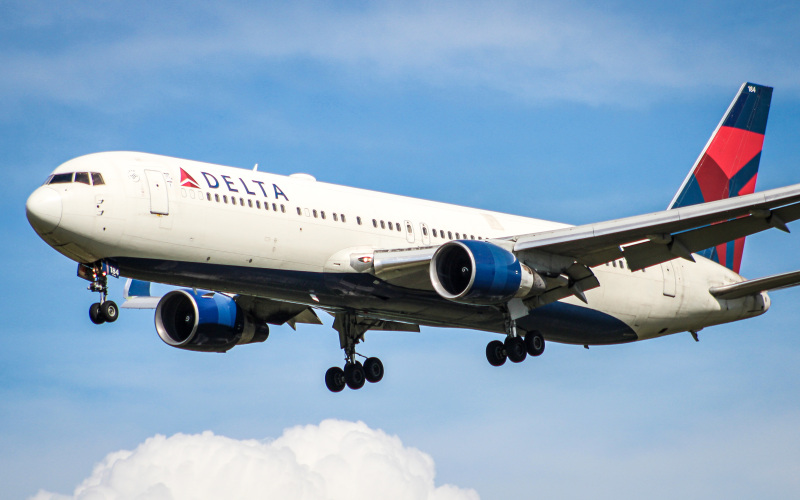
[122,279,323,329]
[513,182,800,270]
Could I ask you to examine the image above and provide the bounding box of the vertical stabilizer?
[668,82,773,274]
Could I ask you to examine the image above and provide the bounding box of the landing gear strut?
[485,312,545,367]
[81,262,119,325]
[325,312,385,393]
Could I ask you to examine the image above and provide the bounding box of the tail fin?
[668,82,773,274]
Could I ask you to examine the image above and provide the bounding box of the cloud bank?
[30,420,478,500]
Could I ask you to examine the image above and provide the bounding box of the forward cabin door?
[145,169,169,215]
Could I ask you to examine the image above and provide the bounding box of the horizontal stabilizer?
[709,270,800,300]
[122,279,161,309]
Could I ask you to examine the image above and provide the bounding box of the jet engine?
[430,240,544,305]
[155,289,269,352]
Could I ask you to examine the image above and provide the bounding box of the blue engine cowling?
[154,289,269,352]
[430,240,540,304]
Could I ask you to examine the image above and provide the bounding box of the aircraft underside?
[114,257,639,346]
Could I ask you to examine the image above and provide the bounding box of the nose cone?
[26,187,62,234]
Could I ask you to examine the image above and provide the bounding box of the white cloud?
[29,420,479,500]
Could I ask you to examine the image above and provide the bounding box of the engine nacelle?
[430,240,543,305]
[155,289,269,352]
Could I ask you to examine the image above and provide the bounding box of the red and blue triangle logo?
[180,168,200,189]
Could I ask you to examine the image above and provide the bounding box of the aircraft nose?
[26,187,63,234]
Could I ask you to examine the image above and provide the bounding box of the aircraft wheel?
[486,340,507,367]
[505,336,527,363]
[364,357,384,383]
[101,301,119,323]
[525,331,545,357]
[325,367,346,393]
[344,361,366,390]
[89,303,105,325]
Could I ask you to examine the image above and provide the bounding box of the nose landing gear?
[79,262,119,325]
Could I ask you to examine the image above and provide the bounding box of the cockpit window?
[48,173,73,184]
[75,172,91,185]
[46,171,106,186]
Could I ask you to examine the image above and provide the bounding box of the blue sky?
[3,1,800,498]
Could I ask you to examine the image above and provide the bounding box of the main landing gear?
[325,312,385,393]
[486,315,545,367]
[82,263,119,325]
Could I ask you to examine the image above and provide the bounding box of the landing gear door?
[145,170,169,215]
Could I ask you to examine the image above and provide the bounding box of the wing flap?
[624,203,800,270]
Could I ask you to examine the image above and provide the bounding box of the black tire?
[101,300,119,323]
[364,357,384,383]
[486,340,507,367]
[525,331,545,357]
[89,303,105,325]
[325,367,346,393]
[505,336,527,363]
[344,361,366,390]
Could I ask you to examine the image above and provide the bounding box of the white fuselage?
[27,152,769,345]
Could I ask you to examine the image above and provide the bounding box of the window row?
[296,207,348,223]
[184,187,493,242]
[201,190,286,213]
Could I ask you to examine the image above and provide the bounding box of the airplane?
[26,82,800,393]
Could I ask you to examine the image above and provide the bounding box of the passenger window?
[297,207,302,215]
[206,193,211,201]
[432,229,438,237]
[321,211,326,220]
[74,172,90,185]
[281,204,286,213]
[341,214,347,223]
[455,232,460,239]
[232,197,237,206]
[406,223,412,233]
[373,219,378,228]
[333,213,338,222]
[448,231,453,239]
[91,172,105,185]
[313,209,318,218]
[388,221,393,230]
[215,193,220,202]
[357,216,362,225]
[423,226,428,236]
[396,222,401,232]
[380,220,385,229]
[249,199,253,208]
[48,172,73,184]
[612,261,616,268]
[256,200,260,209]
[223,195,228,203]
